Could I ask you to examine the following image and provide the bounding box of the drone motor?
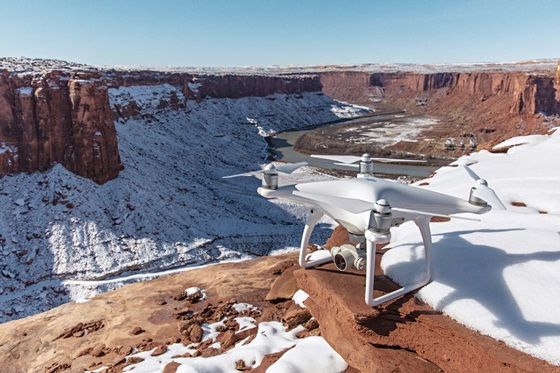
[261,164,279,190]
[370,199,393,234]
[358,153,375,178]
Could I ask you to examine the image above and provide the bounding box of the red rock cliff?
[321,70,559,116]
[0,71,122,183]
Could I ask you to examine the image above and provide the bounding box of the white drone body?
[224,154,505,306]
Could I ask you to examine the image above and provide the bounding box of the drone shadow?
[384,228,560,344]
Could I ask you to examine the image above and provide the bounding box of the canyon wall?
[321,70,559,116]
[0,67,321,183]
[0,71,122,184]
[320,68,559,150]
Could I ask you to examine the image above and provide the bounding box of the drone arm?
[364,216,432,307]
[298,208,332,268]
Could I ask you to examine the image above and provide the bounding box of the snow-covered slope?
[0,87,367,322]
[382,130,560,364]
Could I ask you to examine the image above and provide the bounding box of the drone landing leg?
[365,217,432,306]
[298,208,332,269]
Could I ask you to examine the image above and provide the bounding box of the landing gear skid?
[298,209,333,268]
[298,209,433,307]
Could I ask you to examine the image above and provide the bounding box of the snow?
[124,321,346,373]
[0,88,356,322]
[202,319,227,343]
[235,316,257,332]
[381,131,560,364]
[0,142,17,155]
[292,290,309,308]
[330,101,373,118]
[16,87,33,96]
[232,302,258,314]
[110,83,182,112]
[188,81,202,93]
[267,336,348,373]
[185,286,207,299]
[492,135,548,151]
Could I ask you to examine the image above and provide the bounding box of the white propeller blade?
[311,154,426,164]
[333,162,359,169]
[275,162,308,174]
[474,185,506,210]
[311,154,362,164]
[391,207,480,221]
[222,162,307,179]
[371,157,426,164]
[463,165,481,181]
[462,166,506,210]
[222,171,261,179]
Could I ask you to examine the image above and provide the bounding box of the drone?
[224,153,505,306]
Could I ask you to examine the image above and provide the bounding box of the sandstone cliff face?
[0,71,122,184]
[363,71,558,115]
[184,74,321,101]
[0,65,321,183]
[320,69,559,151]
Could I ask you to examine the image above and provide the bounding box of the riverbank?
[267,111,455,179]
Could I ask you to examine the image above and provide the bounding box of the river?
[268,113,441,179]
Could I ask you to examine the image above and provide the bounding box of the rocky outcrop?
[0,71,122,184]
[1,252,557,372]
[184,74,321,101]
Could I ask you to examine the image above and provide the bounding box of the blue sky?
[1,0,559,67]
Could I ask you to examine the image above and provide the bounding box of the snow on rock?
[231,302,259,314]
[330,101,372,118]
[0,90,359,322]
[185,286,207,299]
[110,83,183,113]
[382,132,560,364]
[292,289,310,308]
[16,87,33,96]
[235,316,257,332]
[202,319,227,343]
[123,321,346,373]
[267,336,348,373]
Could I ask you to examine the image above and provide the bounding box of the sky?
[1,0,559,67]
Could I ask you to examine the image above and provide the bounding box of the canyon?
[1,58,559,184]
[0,58,559,371]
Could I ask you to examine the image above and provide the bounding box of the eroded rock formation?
[0,71,122,184]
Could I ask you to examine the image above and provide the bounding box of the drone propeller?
[223,162,307,179]
[463,166,506,210]
[311,154,426,164]
[293,190,480,221]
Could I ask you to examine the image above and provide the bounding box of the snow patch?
[382,132,560,364]
[267,336,348,373]
[292,289,310,308]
